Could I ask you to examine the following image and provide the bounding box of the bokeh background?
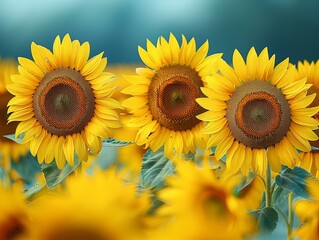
[1,0,319,65]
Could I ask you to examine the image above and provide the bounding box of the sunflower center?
[47,226,106,240]
[0,215,27,240]
[148,65,205,131]
[202,186,227,217]
[33,68,95,136]
[226,80,291,148]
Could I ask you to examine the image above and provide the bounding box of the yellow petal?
[267,146,282,173]
[219,59,240,86]
[73,133,88,162]
[81,52,104,76]
[30,129,46,156]
[190,40,209,68]
[75,41,90,71]
[233,49,247,81]
[246,47,258,80]
[63,135,75,166]
[18,57,44,77]
[215,135,234,160]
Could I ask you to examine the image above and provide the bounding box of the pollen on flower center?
[148,65,205,131]
[33,68,95,136]
[226,80,291,148]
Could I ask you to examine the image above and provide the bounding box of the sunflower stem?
[265,163,272,208]
[287,192,294,240]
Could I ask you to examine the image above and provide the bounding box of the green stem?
[265,163,272,207]
[287,192,294,240]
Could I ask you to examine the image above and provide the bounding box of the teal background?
[1,0,319,65]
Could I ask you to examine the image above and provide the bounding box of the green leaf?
[4,133,24,144]
[24,183,46,200]
[102,138,132,147]
[41,156,80,189]
[275,166,314,198]
[272,187,290,206]
[140,148,175,190]
[233,172,255,196]
[86,146,118,173]
[252,207,279,233]
[11,153,41,189]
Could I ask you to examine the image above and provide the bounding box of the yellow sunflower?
[197,47,319,176]
[7,34,123,169]
[108,65,146,174]
[31,169,151,240]
[156,161,257,240]
[294,179,319,240]
[296,60,319,177]
[121,33,222,160]
[0,184,32,240]
[0,60,28,167]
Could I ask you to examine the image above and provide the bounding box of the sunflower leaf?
[11,153,42,189]
[24,183,46,200]
[41,156,80,189]
[4,133,24,144]
[275,166,314,199]
[140,148,175,190]
[251,207,279,233]
[272,187,290,206]
[102,138,132,147]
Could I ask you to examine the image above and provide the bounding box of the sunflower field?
[1,31,319,240]
[3,0,319,237]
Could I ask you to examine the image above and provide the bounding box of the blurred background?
[1,0,319,65]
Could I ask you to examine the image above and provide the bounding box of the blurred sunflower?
[197,47,318,176]
[108,65,145,175]
[156,161,257,240]
[295,60,319,177]
[122,33,222,159]
[32,169,151,240]
[0,184,31,240]
[0,60,28,167]
[294,178,319,240]
[7,34,123,169]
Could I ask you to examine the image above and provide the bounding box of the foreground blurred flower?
[7,34,122,169]
[0,60,28,167]
[294,179,319,239]
[32,169,151,240]
[122,33,222,159]
[197,47,318,176]
[0,184,31,240]
[155,161,259,240]
[296,60,319,177]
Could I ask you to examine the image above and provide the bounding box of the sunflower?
[32,169,151,240]
[6,34,123,169]
[108,65,146,174]
[0,60,28,167]
[197,47,319,176]
[295,61,319,177]
[294,179,319,240]
[121,33,222,160]
[156,161,256,240]
[0,184,31,240]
